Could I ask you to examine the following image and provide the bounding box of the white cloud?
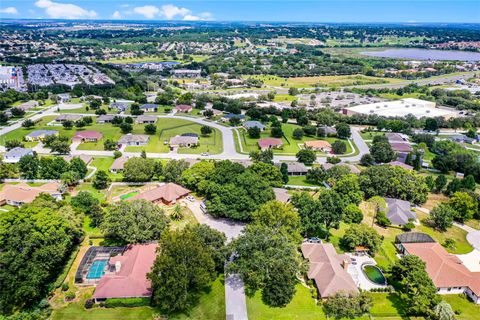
[183,12,213,21]
[160,4,190,20]
[35,0,97,19]
[112,10,121,19]
[133,5,159,19]
[120,4,130,8]
[0,7,18,14]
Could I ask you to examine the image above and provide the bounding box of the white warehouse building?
[342,98,458,119]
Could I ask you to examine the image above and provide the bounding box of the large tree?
[101,200,169,243]
[163,159,189,183]
[370,141,396,163]
[181,160,215,190]
[123,157,155,182]
[430,203,455,231]
[228,225,304,307]
[359,165,428,204]
[148,226,222,313]
[340,224,382,255]
[0,196,83,314]
[247,162,283,187]
[447,191,477,223]
[391,255,440,317]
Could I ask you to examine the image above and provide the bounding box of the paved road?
[0,105,370,166]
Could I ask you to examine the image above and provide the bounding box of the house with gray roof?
[25,130,58,141]
[139,104,158,112]
[385,198,416,226]
[118,134,149,146]
[276,162,308,176]
[110,102,128,112]
[243,121,266,131]
[3,147,34,163]
[135,115,157,124]
[96,114,116,123]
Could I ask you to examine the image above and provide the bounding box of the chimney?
[115,261,121,272]
[342,259,349,270]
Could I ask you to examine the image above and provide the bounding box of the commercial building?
[343,98,457,119]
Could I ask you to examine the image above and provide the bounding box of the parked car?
[186,195,195,202]
[305,237,321,243]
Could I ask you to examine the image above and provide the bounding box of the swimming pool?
[362,264,387,285]
[86,259,108,279]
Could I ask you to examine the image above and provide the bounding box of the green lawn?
[247,284,327,320]
[287,175,321,187]
[243,74,398,88]
[89,157,123,180]
[51,277,225,320]
[368,293,408,318]
[359,131,384,141]
[238,123,351,155]
[443,294,480,320]
[125,118,223,155]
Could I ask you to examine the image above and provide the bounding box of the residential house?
[304,140,332,153]
[175,104,193,113]
[243,121,266,131]
[301,242,358,299]
[388,161,413,170]
[386,132,408,142]
[3,147,34,163]
[135,115,157,124]
[129,183,191,205]
[389,142,413,153]
[73,130,103,142]
[317,126,337,137]
[169,135,199,148]
[110,102,128,112]
[172,69,201,78]
[273,188,291,203]
[109,156,130,173]
[396,234,480,304]
[258,138,283,150]
[139,104,158,112]
[0,182,62,206]
[18,100,39,111]
[118,134,149,146]
[57,93,71,103]
[451,134,476,145]
[322,163,361,174]
[56,114,83,122]
[276,162,308,176]
[96,114,121,124]
[221,113,245,123]
[92,243,158,302]
[385,198,416,226]
[25,129,59,141]
[63,155,93,164]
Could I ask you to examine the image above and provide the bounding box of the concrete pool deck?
[346,253,388,291]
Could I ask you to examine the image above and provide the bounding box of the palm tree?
[171,204,184,221]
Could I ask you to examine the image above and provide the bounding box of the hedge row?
[104,297,151,308]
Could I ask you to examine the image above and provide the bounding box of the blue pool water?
[87,259,108,279]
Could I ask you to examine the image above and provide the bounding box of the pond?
[361,48,480,61]
[362,264,387,285]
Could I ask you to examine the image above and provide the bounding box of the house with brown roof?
[175,104,193,113]
[258,138,283,150]
[0,182,62,206]
[304,140,332,153]
[301,242,358,299]
[273,188,291,203]
[388,161,413,170]
[397,236,480,303]
[389,142,413,153]
[73,130,103,142]
[129,183,191,205]
[322,163,361,174]
[109,156,130,173]
[93,243,158,302]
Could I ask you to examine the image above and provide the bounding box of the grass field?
[243,74,400,88]
[237,123,352,155]
[246,284,328,320]
[0,116,222,155]
[124,118,223,154]
[443,294,480,320]
[286,175,321,187]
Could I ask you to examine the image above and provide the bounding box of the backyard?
[237,123,353,155]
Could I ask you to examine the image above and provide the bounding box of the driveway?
[184,199,248,320]
[185,199,245,242]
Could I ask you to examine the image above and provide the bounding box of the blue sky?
[1,1,479,22]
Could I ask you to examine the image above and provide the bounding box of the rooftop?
[93,243,158,300]
[129,183,191,204]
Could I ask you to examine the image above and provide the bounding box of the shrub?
[61,283,69,291]
[104,297,151,308]
[402,221,415,231]
[327,156,341,164]
[65,292,75,301]
[84,299,94,309]
[376,211,391,227]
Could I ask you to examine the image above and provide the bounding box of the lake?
[362,48,480,61]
